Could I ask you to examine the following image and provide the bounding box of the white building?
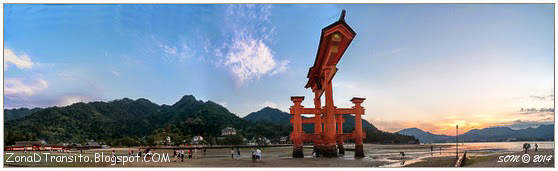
[192,136,204,144]
[221,127,237,136]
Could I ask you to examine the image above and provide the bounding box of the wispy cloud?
[519,107,554,114]
[146,35,194,63]
[217,101,229,108]
[4,78,48,97]
[225,38,279,83]
[220,4,288,85]
[530,94,554,101]
[4,48,34,70]
[56,95,94,107]
[496,119,555,130]
[258,101,278,108]
[111,70,121,77]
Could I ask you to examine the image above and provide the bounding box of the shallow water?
[373,141,554,167]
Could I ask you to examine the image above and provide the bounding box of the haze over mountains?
[4,95,416,146]
[397,125,554,143]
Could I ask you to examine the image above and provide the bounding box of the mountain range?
[397,124,554,143]
[4,95,416,146]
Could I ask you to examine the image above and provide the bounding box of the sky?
[3,4,554,135]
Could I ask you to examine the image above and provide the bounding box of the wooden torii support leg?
[313,91,323,156]
[351,97,366,158]
[290,96,305,158]
[321,67,338,157]
[336,113,345,155]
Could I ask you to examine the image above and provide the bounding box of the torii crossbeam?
[289,10,366,158]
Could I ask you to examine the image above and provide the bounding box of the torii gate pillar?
[352,97,366,158]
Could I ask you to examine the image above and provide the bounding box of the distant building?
[192,136,204,144]
[15,140,46,146]
[280,136,289,144]
[221,127,237,136]
[249,137,270,145]
[85,140,101,149]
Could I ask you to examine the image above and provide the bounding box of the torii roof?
[305,10,356,89]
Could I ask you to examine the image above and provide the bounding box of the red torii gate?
[289,10,366,158]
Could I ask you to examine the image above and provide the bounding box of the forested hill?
[5,95,416,146]
[4,107,42,121]
[5,95,286,146]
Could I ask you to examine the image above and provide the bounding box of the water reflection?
[370,141,554,167]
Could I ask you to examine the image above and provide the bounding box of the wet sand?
[405,149,554,167]
[5,143,552,167]
[465,149,554,167]
[4,145,388,167]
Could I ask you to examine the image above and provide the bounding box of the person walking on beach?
[231,148,235,159]
[535,143,539,152]
[430,145,434,156]
[236,147,240,156]
[523,143,531,154]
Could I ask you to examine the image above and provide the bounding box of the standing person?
[146,149,152,160]
[251,148,256,162]
[231,148,235,159]
[236,147,240,156]
[535,143,539,152]
[112,150,117,163]
[312,148,316,158]
[523,143,531,154]
[180,149,185,162]
[188,149,192,159]
[256,148,262,160]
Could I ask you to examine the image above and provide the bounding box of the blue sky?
[3,4,554,134]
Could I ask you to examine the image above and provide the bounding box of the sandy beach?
[4,142,554,167]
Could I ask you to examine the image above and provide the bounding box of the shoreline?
[405,149,554,167]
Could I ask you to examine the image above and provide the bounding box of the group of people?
[230,147,241,159]
[231,147,262,161]
[174,149,193,162]
[523,143,539,154]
